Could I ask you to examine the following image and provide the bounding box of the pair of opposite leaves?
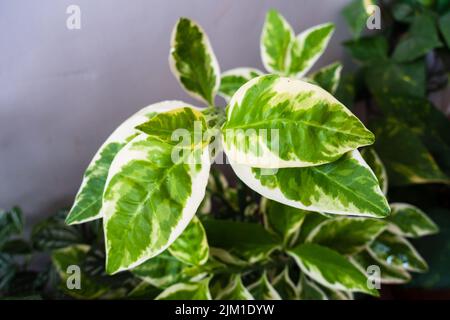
[65,16,388,274]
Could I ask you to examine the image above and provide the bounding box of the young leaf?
[309,62,342,94]
[368,232,428,272]
[247,273,281,300]
[231,150,390,217]
[271,267,298,299]
[218,68,264,102]
[215,274,254,300]
[168,216,209,266]
[387,203,438,238]
[222,75,375,168]
[261,198,306,246]
[169,18,220,106]
[298,274,327,300]
[288,23,335,77]
[103,132,211,274]
[351,250,411,284]
[361,148,388,194]
[155,277,212,300]
[260,10,295,74]
[306,217,387,255]
[288,243,378,296]
[203,219,280,263]
[341,0,376,39]
[392,14,443,63]
[66,101,194,225]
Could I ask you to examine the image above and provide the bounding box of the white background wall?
[0,0,352,222]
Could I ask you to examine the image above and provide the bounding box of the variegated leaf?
[168,216,209,266]
[387,203,438,238]
[260,10,294,74]
[103,127,211,274]
[298,274,327,300]
[156,277,212,300]
[288,243,378,296]
[306,217,387,255]
[230,150,390,217]
[288,23,335,77]
[309,62,342,94]
[215,274,254,300]
[66,101,193,225]
[271,267,298,299]
[222,75,375,168]
[169,18,220,106]
[219,68,264,102]
[247,273,281,300]
[361,148,388,195]
[368,231,428,272]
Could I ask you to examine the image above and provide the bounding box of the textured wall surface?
[0,0,351,222]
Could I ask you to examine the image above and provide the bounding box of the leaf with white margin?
[218,68,264,102]
[230,150,390,217]
[351,250,411,284]
[66,101,194,225]
[361,147,388,195]
[260,10,294,74]
[272,267,298,299]
[156,277,212,300]
[387,203,438,238]
[288,23,335,77]
[368,231,428,272]
[169,18,220,106]
[261,198,306,247]
[321,286,353,300]
[215,274,254,300]
[298,274,328,300]
[288,243,378,296]
[247,272,281,300]
[309,62,342,94]
[168,216,209,266]
[222,75,374,168]
[103,132,211,274]
[306,217,387,255]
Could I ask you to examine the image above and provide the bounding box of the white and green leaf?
[218,68,264,102]
[288,243,378,296]
[247,272,281,300]
[271,267,298,299]
[361,148,388,195]
[309,62,342,94]
[298,274,328,300]
[156,277,212,300]
[222,75,375,168]
[215,274,254,300]
[170,18,220,106]
[387,203,438,238]
[230,150,390,217]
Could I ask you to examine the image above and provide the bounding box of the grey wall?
[0,0,351,222]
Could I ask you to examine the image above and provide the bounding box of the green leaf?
[371,117,449,186]
[170,18,220,106]
[156,277,212,300]
[66,101,191,225]
[439,12,450,48]
[215,274,254,300]
[309,62,342,94]
[387,203,438,238]
[103,132,211,274]
[127,281,161,299]
[288,243,378,296]
[341,0,376,38]
[0,207,24,245]
[306,217,387,255]
[260,10,295,74]
[247,273,281,300]
[218,68,264,102]
[231,150,389,217]
[222,75,374,168]
[271,267,298,299]
[203,219,280,263]
[368,231,428,272]
[0,253,16,291]
[361,148,388,194]
[262,198,306,246]
[351,250,411,284]
[344,36,388,63]
[298,274,327,300]
[288,23,335,77]
[393,14,443,63]
[168,216,209,266]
